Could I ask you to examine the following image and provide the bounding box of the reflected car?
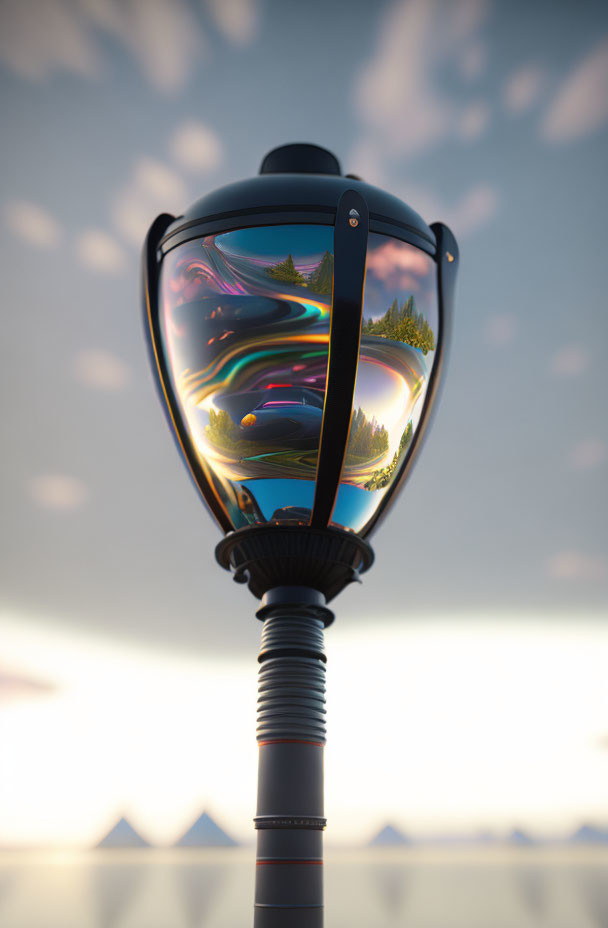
[224,386,324,447]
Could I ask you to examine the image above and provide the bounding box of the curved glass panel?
[332,233,439,534]
[159,226,332,529]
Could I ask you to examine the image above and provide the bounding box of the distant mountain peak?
[96,817,150,849]
[570,823,608,844]
[368,824,410,847]
[175,811,238,848]
[508,828,536,845]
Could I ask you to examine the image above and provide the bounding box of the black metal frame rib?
[310,189,369,528]
[361,220,459,537]
[142,212,234,534]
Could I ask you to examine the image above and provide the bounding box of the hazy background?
[1,0,607,869]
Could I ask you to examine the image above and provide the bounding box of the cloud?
[3,201,63,248]
[80,0,205,92]
[354,1,448,158]
[503,65,546,114]
[204,0,259,46]
[546,551,607,582]
[169,121,223,173]
[28,475,88,511]
[0,0,101,80]
[484,314,518,348]
[73,349,131,391]
[0,0,205,92]
[541,36,608,142]
[458,41,486,81]
[401,184,444,225]
[449,183,499,237]
[353,0,487,160]
[133,158,187,202]
[76,229,127,274]
[345,139,389,187]
[401,180,499,238]
[569,439,607,472]
[366,238,431,287]
[349,1,496,234]
[458,101,491,141]
[111,158,186,247]
[111,194,157,248]
[550,345,590,377]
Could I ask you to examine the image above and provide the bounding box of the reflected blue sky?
[217,224,334,264]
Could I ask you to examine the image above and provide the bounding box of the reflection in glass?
[160,226,438,535]
[160,226,332,529]
[332,233,439,533]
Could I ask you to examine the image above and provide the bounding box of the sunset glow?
[1,612,606,848]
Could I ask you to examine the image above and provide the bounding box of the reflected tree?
[266,254,307,286]
[362,295,435,354]
[364,421,413,490]
[307,251,333,294]
[346,407,389,464]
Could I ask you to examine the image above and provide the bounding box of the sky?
[0,0,607,846]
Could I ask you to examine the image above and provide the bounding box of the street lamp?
[142,143,458,926]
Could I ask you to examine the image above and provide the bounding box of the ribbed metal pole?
[253,586,333,928]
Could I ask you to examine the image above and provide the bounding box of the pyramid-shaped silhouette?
[96,817,150,849]
[175,811,237,847]
[508,828,536,845]
[570,823,608,844]
[368,824,410,847]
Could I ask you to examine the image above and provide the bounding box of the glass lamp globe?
[143,143,457,596]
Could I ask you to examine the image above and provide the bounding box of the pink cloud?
[484,314,518,347]
[366,238,431,289]
[569,439,607,471]
[503,65,546,114]
[0,667,55,704]
[546,551,607,581]
[73,349,131,391]
[550,345,590,377]
[28,474,88,511]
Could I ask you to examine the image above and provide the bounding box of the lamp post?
[142,143,458,926]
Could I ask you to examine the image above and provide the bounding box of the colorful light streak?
[181,335,329,404]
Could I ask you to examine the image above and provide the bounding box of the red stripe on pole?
[258,740,324,746]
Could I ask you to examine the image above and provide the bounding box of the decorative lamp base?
[215,524,374,603]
